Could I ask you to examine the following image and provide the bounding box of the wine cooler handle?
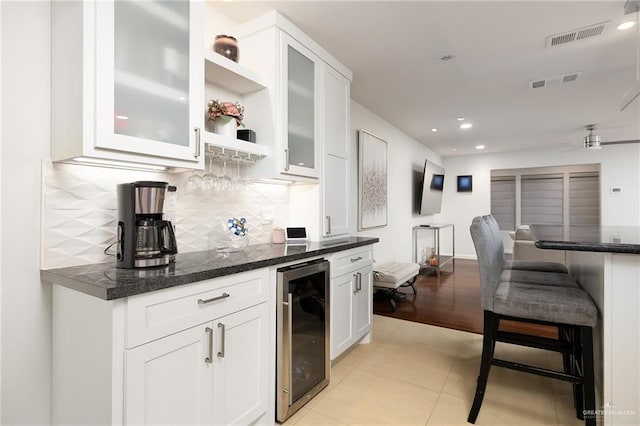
[217,323,226,358]
[286,292,293,406]
[205,327,213,363]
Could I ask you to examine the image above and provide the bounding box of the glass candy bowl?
[213,217,249,252]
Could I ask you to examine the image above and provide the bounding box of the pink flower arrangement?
[207,100,244,127]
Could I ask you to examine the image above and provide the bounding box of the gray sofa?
[511,225,566,265]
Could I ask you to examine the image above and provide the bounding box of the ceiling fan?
[583,124,640,149]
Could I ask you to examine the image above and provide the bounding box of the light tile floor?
[284,315,584,426]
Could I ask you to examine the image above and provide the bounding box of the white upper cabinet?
[238,12,352,183]
[281,34,322,179]
[52,0,205,169]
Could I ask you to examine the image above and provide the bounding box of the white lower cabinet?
[125,324,212,425]
[211,303,270,426]
[51,268,274,426]
[125,303,270,426]
[329,246,374,360]
[353,268,373,339]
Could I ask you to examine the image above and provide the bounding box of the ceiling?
[214,1,640,157]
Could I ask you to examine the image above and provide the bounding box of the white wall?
[1,1,52,424]
[350,101,443,263]
[0,1,3,420]
[443,144,640,258]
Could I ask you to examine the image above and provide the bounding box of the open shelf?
[204,50,267,94]
[202,130,271,157]
[418,255,454,271]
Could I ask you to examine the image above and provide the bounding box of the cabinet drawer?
[330,246,373,278]
[126,268,269,348]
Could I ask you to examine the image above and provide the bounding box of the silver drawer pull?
[197,293,230,305]
[350,256,363,262]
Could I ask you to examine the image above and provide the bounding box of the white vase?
[214,117,238,138]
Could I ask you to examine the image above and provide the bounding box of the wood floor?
[373,258,557,338]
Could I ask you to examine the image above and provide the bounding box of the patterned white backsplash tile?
[42,161,289,269]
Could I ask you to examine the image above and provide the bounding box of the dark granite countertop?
[531,225,640,254]
[41,237,379,300]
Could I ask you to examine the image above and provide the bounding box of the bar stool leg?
[560,326,581,415]
[581,326,596,426]
[468,310,499,424]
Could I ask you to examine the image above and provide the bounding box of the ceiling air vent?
[529,72,582,89]
[531,80,546,89]
[562,73,580,83]
[545,21,609,48]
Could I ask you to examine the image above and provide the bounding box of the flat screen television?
[420,160,445,215]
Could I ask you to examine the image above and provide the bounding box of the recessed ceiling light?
[115,115,129,120]
[475,145,485,150]
[618,21,636,31]
[457,117,465,121]
[460,123,473,129]
[431,128,438,132]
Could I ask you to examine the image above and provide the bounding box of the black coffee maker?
[116,181,177,269]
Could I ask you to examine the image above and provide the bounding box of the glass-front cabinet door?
[94,0,203,163]
[280,33,321,178]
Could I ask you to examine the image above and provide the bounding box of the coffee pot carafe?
[116,181,178,269]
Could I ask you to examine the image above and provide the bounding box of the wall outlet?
[261,210,273,224]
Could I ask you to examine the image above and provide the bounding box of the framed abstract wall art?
[358,130,388,230]
[457,175,473,192]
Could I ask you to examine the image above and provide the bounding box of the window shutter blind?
[521,174,563,233]
[490,176,516,230]
[569,172,600,225]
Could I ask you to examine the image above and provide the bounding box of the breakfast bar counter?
[531,225,640,425]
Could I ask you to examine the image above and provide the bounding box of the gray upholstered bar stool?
[483,215,569,274]
[468,216,597,426]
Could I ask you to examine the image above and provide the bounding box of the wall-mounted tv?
[420,160,445,215]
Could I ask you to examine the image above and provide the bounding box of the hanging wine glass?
[218,149,232,192]
[202,152,219,192]
[242,154,256,188]
[184,170,202,193]
[231,151,242,191]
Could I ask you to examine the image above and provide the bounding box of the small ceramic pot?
[213,35,239,62]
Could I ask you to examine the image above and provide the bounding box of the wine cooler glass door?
[277,259,330,422]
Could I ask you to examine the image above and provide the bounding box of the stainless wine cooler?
[276,259,330,422]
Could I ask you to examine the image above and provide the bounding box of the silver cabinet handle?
[357,272,362,292]
[326,216,331,235]
[284,148,290,171]
[205,327,213,363]
[197,293,230,305]
[353,273,358,294]
[217,323,225,358]
[350,256,363,262]
[194,127,201,158]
